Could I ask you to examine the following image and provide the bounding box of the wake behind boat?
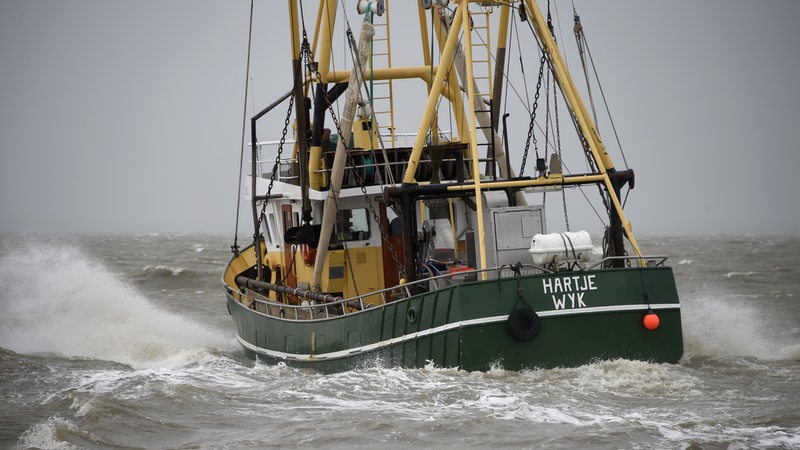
[222,0,683,372]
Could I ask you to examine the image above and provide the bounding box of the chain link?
[543,65,551,165]
[553,76,569,232]
[520,53,546,176]
[250,92,295,284]
[255,95,295,241]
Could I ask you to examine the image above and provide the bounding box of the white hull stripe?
[236,303,680,362]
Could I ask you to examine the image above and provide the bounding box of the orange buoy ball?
[643,310,660,330]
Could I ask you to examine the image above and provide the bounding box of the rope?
[232,0,254,254]
[580,28,630,170]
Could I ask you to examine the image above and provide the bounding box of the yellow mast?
[431,5,469,143]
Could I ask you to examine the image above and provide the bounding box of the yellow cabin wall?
[226,244,386,305]
[341,246,385,305]
[295,246,385,304]
[352,119,379,149]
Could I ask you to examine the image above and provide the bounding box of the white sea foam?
[142,264,185,276]
[553,359,701,396]
[16,416,81,450]
[724,271,759,278]
[648,421,800,448]
[0,242,232,369]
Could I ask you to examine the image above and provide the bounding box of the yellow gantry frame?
[302,0,644,271]
[522,0,643,260]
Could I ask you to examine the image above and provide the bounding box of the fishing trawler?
[222,0,683,372]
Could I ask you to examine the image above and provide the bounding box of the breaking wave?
[0,240,232,369]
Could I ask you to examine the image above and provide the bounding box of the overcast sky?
[1,1,798,235]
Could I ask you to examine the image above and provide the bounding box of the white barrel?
[529,231,593,265]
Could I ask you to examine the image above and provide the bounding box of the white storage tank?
[529,231,593,265]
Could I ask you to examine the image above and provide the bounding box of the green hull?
[225,266,683,372]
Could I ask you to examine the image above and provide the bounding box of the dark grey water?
[1,233,798,449]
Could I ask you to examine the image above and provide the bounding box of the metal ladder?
[367,1,396,148]
[468,7,498,178]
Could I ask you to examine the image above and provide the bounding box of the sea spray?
[680,293,797,360]
[0,241,231,368]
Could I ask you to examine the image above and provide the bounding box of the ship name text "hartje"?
[542,275,597,309]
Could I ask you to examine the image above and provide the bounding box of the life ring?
[300,244,316,266]
[506,308,542,342]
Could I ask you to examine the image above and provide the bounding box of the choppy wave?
[7,333,800,449]
[0,241,233,369]
[17,416,82,450]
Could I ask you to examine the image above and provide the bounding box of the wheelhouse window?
[335,208,370,242]
[260,213,273,244]
[267,213,278,245]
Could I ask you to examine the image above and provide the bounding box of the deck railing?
[585,255,669,270]
[226,263,551,321]
[226,256,670,322]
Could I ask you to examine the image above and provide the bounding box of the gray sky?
[1,1,798,235]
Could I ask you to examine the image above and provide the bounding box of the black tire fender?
[506,308,542,342]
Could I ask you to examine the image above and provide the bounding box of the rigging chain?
[541,62,552,210]
[543,61,552,171]
[521,0,556,178]
[553,69,569,231]
[255,95,295,249]
[519,54,546,177]
[542,2,571,232]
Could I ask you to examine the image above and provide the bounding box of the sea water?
[1,233,798,449]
